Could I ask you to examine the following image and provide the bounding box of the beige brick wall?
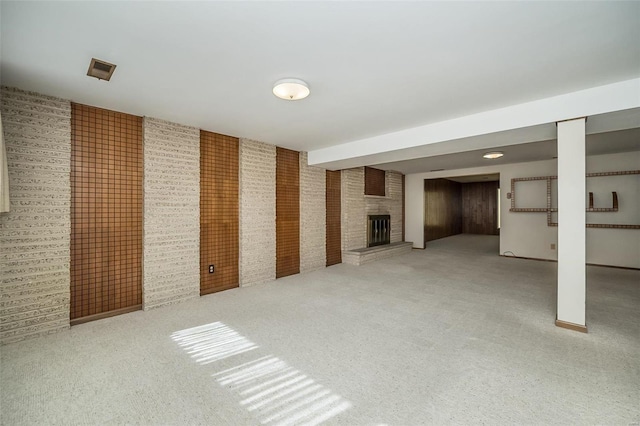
[299,152,326,272]
[366,170,403,244]
[143,117,200,309]
[239,139,276,286]
[341,167,404,251]
[0,87,71,345]
[341,168,366,250]
[0,86,334,343]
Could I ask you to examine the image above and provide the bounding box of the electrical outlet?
[209,265,214,274]
[550,244,556,250]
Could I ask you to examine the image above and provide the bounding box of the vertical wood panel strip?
[424,178,462,242]
[402,174,405,241]
[326,170,342,266]
[70,103,143,322]
[200,131,239,295]
[276,147,300,278]
[461,181,499,235]
[364,166,385,196]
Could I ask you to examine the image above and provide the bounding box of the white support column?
[556,117,587,333]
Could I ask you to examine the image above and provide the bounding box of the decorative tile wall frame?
[508,170,640,229]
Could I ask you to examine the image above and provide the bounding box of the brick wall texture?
[239,139,276,286]
[0,86,337,343]
[143,117,200,309]
[0,87,71,344]
[299,152,326,273]
[366,170,404,244]
[341,168,366,250]
[341,167,404,251]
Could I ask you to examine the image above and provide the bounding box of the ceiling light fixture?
[483,151,504,159]
[273,78,310,101]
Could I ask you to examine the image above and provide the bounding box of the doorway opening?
[423,173,500,253]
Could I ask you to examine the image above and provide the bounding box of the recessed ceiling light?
[87,58,117,81]
[273,78,310,101]
[483,151,504,159]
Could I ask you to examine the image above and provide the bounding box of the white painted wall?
[557,119,586,326]
[405,151,640,268]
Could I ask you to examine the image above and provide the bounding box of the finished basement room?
[1,1,639,425]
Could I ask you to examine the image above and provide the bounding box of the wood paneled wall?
[276,147,300,278]
[462,181,499,235]
[424,178,462,243]
[402,174,406,241]
[364,166,385,196]
[200,131,239,295]
[326,170,342,266]
[70,104,143,323]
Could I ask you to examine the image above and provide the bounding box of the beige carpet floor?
[1,234,639,425]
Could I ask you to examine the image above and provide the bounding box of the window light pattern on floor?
[172,322,352,425]
[171,321,258,364]
[215,355,352,426]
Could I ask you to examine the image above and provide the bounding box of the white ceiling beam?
[308,78,640,170]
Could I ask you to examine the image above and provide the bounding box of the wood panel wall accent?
[326,170,342,266]
[200,131,239,295]
[424,178,462,243]
[70,104,143,323]
[364,166,385,196]
[402,174,405,241]
[276,147,300,278]
[462,181,499,235]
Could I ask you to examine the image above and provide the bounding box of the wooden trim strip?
[70,305,142,326]
[555,319,587,333]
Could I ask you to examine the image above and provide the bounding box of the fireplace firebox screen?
[368,215,390,247]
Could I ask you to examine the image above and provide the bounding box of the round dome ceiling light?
[273,78,310,101]
[483,151,504,159]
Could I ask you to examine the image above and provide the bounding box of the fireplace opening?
[368,215,390,247]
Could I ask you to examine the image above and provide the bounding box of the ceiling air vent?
[87,58,116,81]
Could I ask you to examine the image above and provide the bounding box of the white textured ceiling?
[2,1,639,156]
